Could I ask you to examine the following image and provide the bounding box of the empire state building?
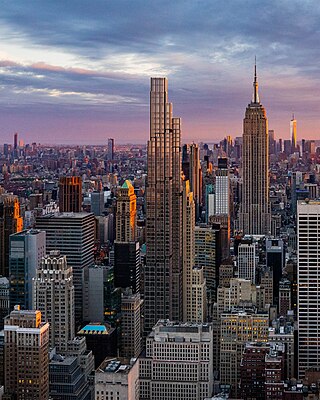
[239,64,271,235]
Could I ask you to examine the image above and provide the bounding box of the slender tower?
[290,114,297,153]
[239,62,271,235]
[144,78,182,333]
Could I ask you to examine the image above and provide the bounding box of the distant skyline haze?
[0,1,319,144]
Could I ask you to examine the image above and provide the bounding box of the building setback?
[33,250,75,352]
[144,78,182,332]
[239,64,271,235]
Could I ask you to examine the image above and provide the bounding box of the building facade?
[120,290,143,359]
[0,194,23,277]
[139,320,214,400]
[36,212,95,325]
[237,242,256,284]
[220,309,269,396]
[33,250,75,351]
[9,229,46,310]
[116,180,137,242]
[58,176,82,212]
[4,308,50,399]
[182,181,206,322]
[239,64,271,235]
[297,200,320,378]
[144,78,182,332]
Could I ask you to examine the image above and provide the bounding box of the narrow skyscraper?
[116,180,137,242]
[290,114,297,153]
[144,78,182,332]
[239,63,271,235]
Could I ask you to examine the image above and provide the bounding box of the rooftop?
[97,357,137,374]
[78,323,113,335]
[38,212,93,219]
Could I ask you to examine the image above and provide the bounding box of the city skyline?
[0,1,320,144]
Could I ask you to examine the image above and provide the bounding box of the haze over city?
[0,0,320,144]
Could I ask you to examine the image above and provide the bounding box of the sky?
[0,0,320,144]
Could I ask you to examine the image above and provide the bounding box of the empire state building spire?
[252,58,260,104]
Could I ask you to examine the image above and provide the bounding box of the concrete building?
[65,336,95,380]
[4,307,50,399]
[0,277,9,330]
[269,321,295,379]
[218,261,234,288]
[120,289,143,359]
[49,354,91,400]
[237,242,256,283]
[220,308,269,396]
[279,278,292,317]
[95,357,139,400]
[214,158,230,215]
[182,181,206,323]
[217,278,266,316]
[240,342,285,400]
[297,200,320,378]
[33,250,75,351]
[239,63,271,235]
[139,320,214,400]
[9,229,46,310]
[36,212,95,325]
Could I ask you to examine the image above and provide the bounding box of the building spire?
[252,56,260,104]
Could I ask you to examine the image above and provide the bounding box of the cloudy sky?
[0,0,319,144]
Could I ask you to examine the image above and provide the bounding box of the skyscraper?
[214,157,230,215]
[237,242,256,284]
[13,132,18,158]
[9,229,46,310]
[91,190,105,216]
[290,114,297,153]
[116,180,137,242]
[120,289,143,359]
[4,307,50,399]
[107,138,114,160]
[58,176,82,212]
[0,194,23,277]
[114,180,140,293]
[182,143,202,220]
[36,212,95,325]
[239,63,271,235]
[297,200,320,378]
[144,77,182,332]
[33,250,75,351]
[182,181,206,323]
